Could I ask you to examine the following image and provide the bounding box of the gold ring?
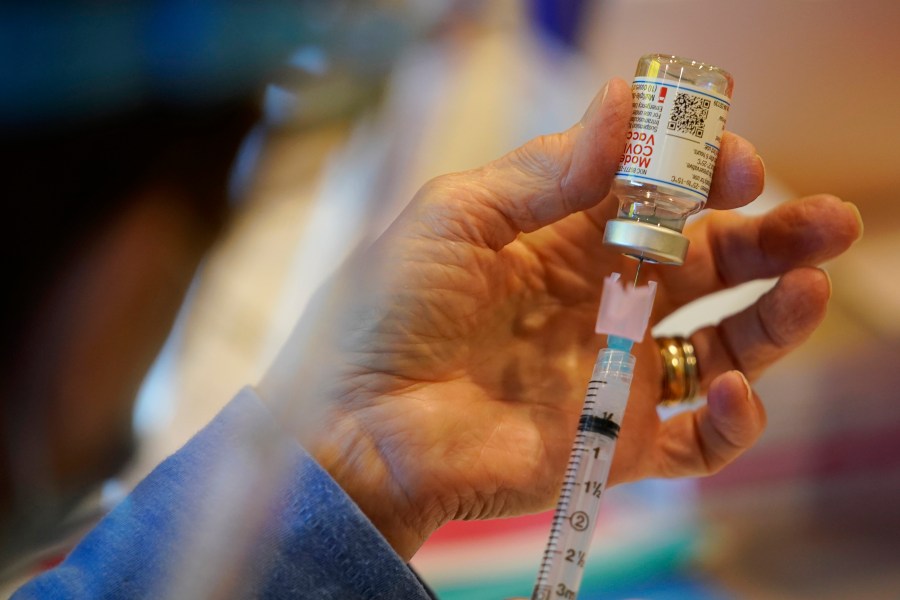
[656,336,699,405]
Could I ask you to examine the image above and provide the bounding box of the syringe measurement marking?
[533,390,600,588]
[533,369,630,600]
[537,395,622,592]
[583,481,602,497]
[564,549,586,567]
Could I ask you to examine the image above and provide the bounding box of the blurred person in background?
[1,1,862,598]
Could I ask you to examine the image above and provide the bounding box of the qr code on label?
[667,92,711,139]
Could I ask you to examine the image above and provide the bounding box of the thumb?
[412,77,632,250]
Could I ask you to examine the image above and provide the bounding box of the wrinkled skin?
[260,78,862,560]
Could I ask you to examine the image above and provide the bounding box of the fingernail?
[580,80,610,126]
[756,154,766,180]
[845,201,864,240]
[735,370,752,400]
[819,268,833,299]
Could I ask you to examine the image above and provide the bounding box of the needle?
[632,257,644,287]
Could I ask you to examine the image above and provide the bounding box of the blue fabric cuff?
[14,387,431,599]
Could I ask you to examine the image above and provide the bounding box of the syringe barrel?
[588,349,635,422]
[531,348,635,600]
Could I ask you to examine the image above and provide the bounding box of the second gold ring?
[656,336,699,405]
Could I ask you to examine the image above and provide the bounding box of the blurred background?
[4,0,900,598]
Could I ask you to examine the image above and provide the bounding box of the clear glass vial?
[603,54,734,265]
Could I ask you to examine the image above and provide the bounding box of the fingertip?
[820,267,833,300]
[759,267,832,348]
[707,132,765,210]
[811,266,833,303]
[813,195,865,246]
[845,201,864,241]
[785,265,832,303]
[706,370,765,447]
[563,77,632,209]
[578,77,631,128]
[607,77,633,101]
[578,80,609,127]
[606,78,635,127]
[578,77,632,144]
[755,194,862,270]
[707,370,748,417]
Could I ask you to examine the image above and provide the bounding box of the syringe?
[531,337,634,600]
[531,273,656,600]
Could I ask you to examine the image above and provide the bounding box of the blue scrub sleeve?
[13,388,433,599]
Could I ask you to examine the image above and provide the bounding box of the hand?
[259,79,862,560]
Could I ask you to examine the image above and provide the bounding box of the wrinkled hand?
[260,79,862,560]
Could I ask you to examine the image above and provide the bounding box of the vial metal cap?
[603,219,689,265]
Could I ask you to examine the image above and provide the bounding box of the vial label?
[615,77,730,201]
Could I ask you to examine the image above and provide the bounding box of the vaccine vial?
[603,54,733,265]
